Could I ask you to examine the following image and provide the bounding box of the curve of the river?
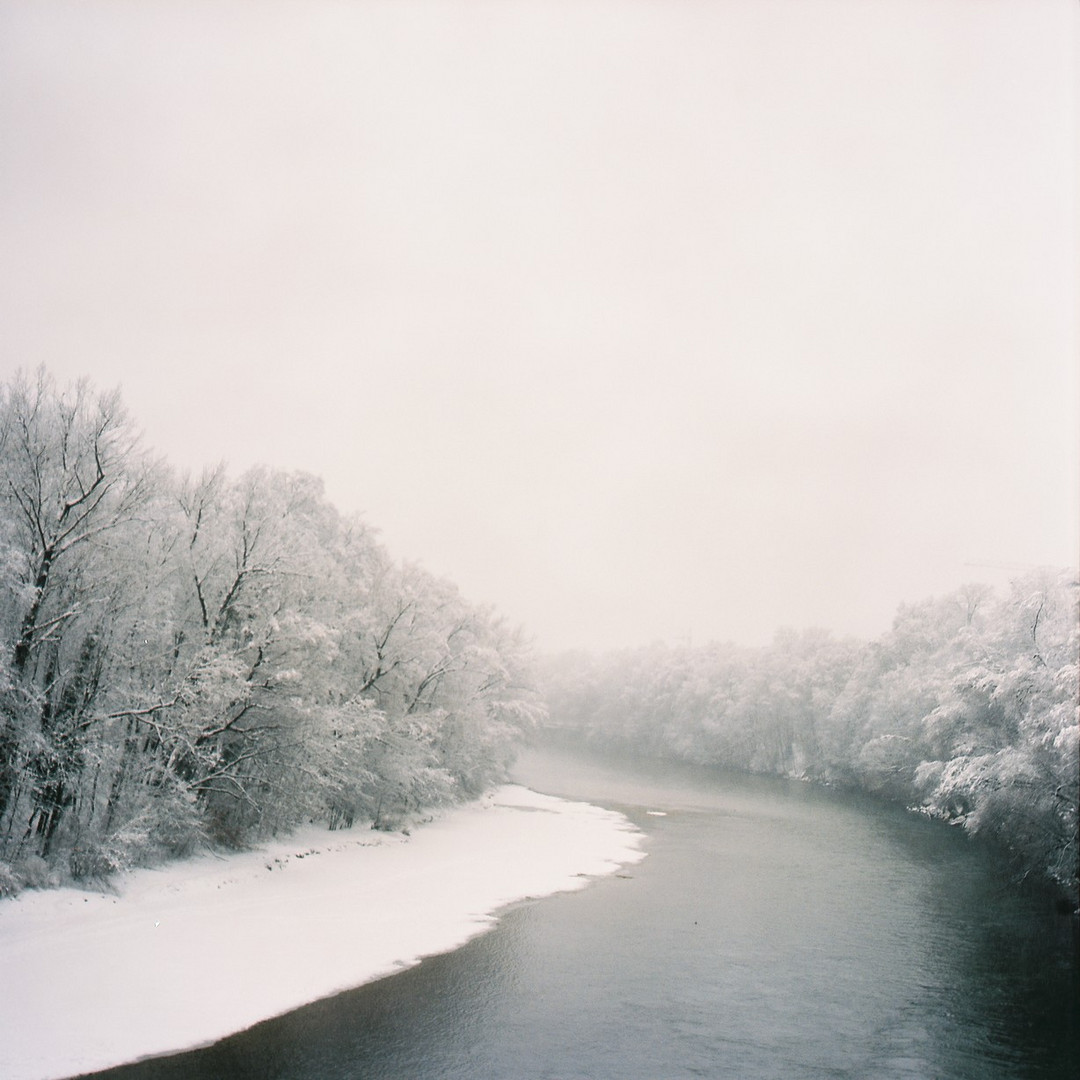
[84,743,1078,1080]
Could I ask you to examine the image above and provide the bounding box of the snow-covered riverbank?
[0,785,645,1080]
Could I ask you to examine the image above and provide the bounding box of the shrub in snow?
[0,860,20,897]
[13,855,56,890]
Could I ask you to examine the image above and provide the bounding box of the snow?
[0,785,646,1080]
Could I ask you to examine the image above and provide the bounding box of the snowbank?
[0,785,645,1080]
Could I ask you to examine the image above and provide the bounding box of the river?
[84,743,1077,1079]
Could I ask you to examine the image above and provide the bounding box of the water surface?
[85,745,1078,1079]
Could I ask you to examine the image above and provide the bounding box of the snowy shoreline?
[0,785,646,1080]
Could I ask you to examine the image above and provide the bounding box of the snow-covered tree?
[0,369,545,890]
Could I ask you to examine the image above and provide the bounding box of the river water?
[87,744,1077,1079]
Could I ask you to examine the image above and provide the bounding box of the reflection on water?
[86,745,1077,1080]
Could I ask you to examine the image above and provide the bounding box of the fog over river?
[88,744,1078,1080]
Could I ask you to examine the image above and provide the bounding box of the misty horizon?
[1,0,1076,651]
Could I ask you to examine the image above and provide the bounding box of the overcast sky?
[1,0,1076,651]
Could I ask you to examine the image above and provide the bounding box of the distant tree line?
[540,574,1078,898]
[0,369,543,893]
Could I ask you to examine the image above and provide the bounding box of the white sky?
[1,0,1076,650]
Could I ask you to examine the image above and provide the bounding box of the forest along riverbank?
[0,785,645,1080]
